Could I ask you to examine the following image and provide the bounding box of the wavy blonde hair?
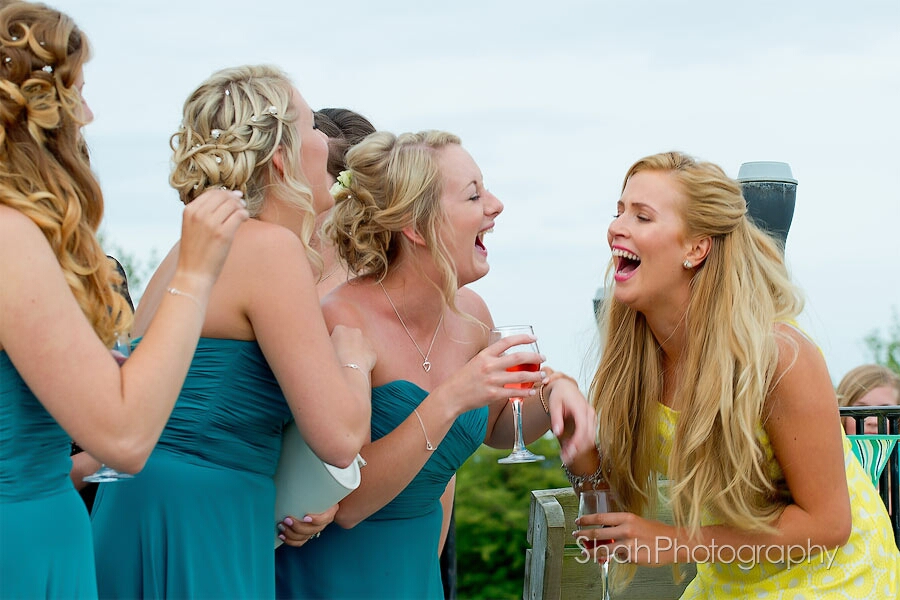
[324,130,465,310]
[0,1,130,346]
[591,152,804,545]
[169,65,320,268]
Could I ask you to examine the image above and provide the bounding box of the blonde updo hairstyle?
[169,65,319,264]
[325,130,463,310]
[0,0,130,346]
[593,152,804,560]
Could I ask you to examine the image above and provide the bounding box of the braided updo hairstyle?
[169,65,319,259]
[0,0,130,346]
[324,130,464,310]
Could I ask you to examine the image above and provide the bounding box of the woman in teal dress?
[275,131,596,599]
[0,3,246,598]
[90,65,376,599]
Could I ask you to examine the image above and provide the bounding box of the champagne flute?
[83,332,135,483]
[577,487,617,600]
[490,325,545,464]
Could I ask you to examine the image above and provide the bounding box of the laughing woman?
[275,130,596,599]
[569,151,900,597]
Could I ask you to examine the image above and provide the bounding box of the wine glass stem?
[602,560,610,600]
[510,397,527,453]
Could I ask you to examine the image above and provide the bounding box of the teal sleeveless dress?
[91,338,293,599]
[0,351,98,598]
[275,380,488,600]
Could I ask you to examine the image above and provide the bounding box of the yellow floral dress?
[656,403,900,599]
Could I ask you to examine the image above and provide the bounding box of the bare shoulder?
[320,279,375,331]
[767,321,836,418]
[0,205,46,248]
[456,286,492,325]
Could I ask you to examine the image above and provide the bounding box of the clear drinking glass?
[83,332,135,483]
[578,488,617,600]
[490,325,545,464]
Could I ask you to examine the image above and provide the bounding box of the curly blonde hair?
[0,1,130,346]
[324,130,464,310]
[591,152,804,543]
[169,64,320,267]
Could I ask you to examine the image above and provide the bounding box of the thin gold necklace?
[379,281,443,373]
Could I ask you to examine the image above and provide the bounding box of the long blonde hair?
[591,151,804,540]
[325,130,464,310]
[0,1,130,346]
[169,65,320,269]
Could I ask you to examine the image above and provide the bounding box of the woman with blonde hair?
[275,130,595,599]
[90,65,375,598]
[838,363,900,434]
[0,2,247,597]
[569,151,899,596]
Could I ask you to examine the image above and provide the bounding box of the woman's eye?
[469,194,481,202]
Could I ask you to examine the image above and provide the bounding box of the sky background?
[52,0,899,387]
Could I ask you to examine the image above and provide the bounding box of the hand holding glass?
[577,488,617,600]
[83,332,135,483]
[490,325,544,464]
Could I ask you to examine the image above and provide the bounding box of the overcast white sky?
[52,0,899,386]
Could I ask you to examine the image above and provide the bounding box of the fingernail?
[540,371,547,378]
[284,517,293,526]
[303,516,313,523]
[239,198,247,208]
[277,524,285,532]
[278,534,286,541]
[528,389,536,396]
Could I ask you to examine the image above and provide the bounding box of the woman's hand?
[175,188,248,288]
[445,333,545,416]
[543,373,596,464]
[574,512,679,566]
[277,504,340,548]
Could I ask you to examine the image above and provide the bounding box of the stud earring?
[683,260,693,269]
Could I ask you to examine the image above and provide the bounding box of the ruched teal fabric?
[0,350,98,598]
[275,380,488,600]
[91,338,292,599]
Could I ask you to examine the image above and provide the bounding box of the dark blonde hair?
[169,65,320,266]
[592,152,804,543]
[0,0,130,346]
[324,130,464,310]
[837,364,900,408]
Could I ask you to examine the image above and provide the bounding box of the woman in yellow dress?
[567,151,900,597]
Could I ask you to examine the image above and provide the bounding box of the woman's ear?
[272,145,285,177]
[400,225,426,247]
[686,236,712,267]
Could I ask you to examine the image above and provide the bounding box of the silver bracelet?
[562,456,605,490]
[166,287,202,309]
[412,408,436,452]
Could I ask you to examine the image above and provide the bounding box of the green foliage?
[864,307,900,375]
[454,435,570,600]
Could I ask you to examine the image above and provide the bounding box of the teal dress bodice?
[275,380,489,600]
[91,338,293,599]
[0,351,97,597]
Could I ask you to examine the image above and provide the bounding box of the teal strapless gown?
[91,338,292,599]
[0,351,98,598]
[275,380,488,600]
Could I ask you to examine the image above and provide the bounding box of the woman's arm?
[241,225,375,468]
[0,192,246,473]
[576,326,852,565]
